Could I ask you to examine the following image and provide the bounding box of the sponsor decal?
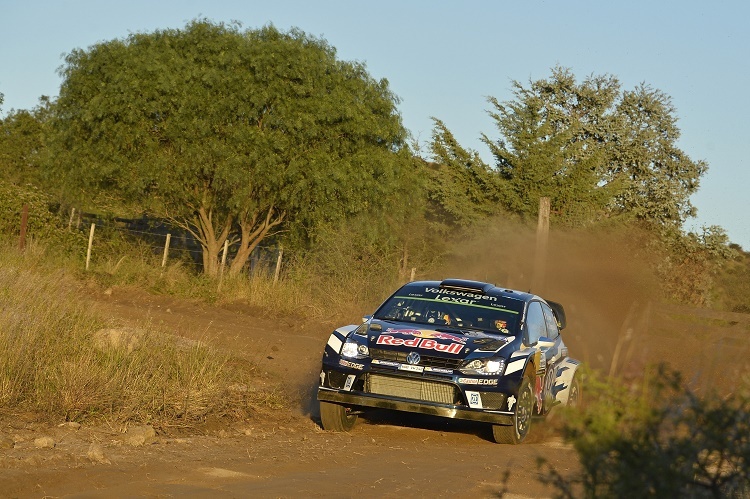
[466,391,483,409]
[457,377,499,386]
[372,359,399,368]
[535,376,543,413]
[424,287,498,304]
[541,361,556,413]
[398,364,424,373]
[385,328,466,344]
[376,335,463,355]
[339,359,365,370]
[424,366,453,374]
[507,395,516,411]
[344,375,356,391]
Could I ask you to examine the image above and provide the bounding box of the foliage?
[429,66,706,229]
[46,19,413,276]
[482,67,619,225]
[0,179,86,252]
[714,245,750,313]
[426,120,508,227]
[428,66,727,305]
[540,366,750,498]
[284,212,443,320]
[0,97,51,185]
[609,84,707,225]
[643,225,738,307]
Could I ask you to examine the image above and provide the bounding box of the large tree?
[430,67,706,229]
[47,20,411,275]
[483,67,621,225]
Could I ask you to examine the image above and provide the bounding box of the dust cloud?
[432,222,661,373]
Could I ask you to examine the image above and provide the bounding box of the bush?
[0,180,86,252]
[540,366,750,498]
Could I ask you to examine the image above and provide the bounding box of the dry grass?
[0,241,279,426]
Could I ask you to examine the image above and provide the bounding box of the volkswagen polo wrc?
[317,278,581,443]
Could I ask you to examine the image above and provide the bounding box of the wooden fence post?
[217,239,229,292]
[19,204,29,251]
[85,223,96,270]
[532,197,550,293]
[68,207,76,229]
[161,233,171,267]
[273,247,283,284]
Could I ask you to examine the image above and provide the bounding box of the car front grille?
[365,373,461,405]
[369,348,463,370]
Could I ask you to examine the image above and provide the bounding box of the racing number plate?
[398,364,425,373]
[466,391,483,409]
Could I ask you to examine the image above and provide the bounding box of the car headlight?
[460,358,505,376]
[341,340,369,359]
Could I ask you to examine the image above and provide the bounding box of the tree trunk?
[194,207,232,277]
[228,206,286,276]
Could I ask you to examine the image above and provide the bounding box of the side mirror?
[361,314,372,323]
[546,300,566,330]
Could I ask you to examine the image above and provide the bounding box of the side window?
[541,303,560,340]
[525,301,547,345]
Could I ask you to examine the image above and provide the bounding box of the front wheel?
[492,375,534,444]
[319,401,358,432]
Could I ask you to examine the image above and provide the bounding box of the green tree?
[427,119,507,227]
[469,67,705,228]
[609,84,707,226]
[0,97,51,185]
[483,67,620,225]
[47,20,411,276]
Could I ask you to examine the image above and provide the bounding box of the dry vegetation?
[0,241,282,427]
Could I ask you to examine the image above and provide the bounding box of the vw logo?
[406,352,421,365]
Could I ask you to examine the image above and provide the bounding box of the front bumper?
[318,386,514,426]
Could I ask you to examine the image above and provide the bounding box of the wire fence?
[9,204,285,278]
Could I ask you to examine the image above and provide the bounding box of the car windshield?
[373,285,524,334]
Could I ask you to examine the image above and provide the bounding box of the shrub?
[540,366,750,498]
[0,180,86,252]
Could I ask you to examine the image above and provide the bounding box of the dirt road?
[1,288,578,498]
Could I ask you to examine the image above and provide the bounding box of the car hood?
[365,320,514,359]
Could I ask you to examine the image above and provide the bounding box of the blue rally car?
[317,278,581,444]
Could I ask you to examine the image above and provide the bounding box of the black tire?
[567,373,582,408]
[319,401,358,432]
[492,375,534,444]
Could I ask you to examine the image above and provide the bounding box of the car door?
[526,301,563,414]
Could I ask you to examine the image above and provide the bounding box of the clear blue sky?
[2,0,748,249]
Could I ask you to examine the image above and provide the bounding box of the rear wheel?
[567,373,582,407]
[492,375,534,444]
[319,401,358,432]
